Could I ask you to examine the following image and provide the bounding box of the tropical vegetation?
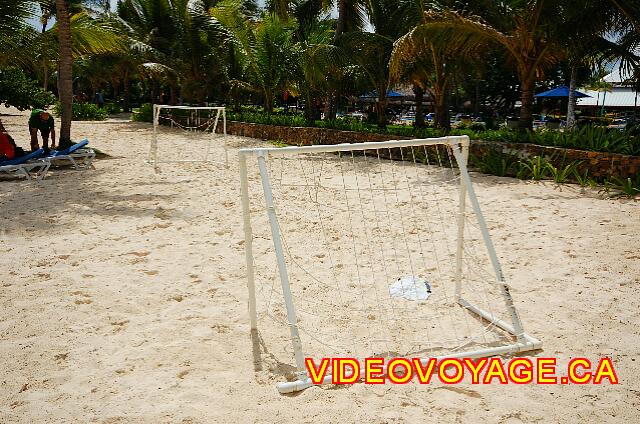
[1,0,639,166]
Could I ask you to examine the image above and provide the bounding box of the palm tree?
[390,0,485,130]
[55,0,74,147]
[339,0,411,127]
[334,0,365,40]
[0,0,47,132]
[213,3,298,113]
[298,20,347,120]
[559,0,638,129]
[609,0,640,32]
[118,0,227,104]
[0,0,36,67]
[46,6,123,147]
[412,1,566,130]
[252,13,298,112]
[0,0,32,37]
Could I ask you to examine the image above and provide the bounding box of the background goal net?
[239,137,541,393]
[149,105,227,169]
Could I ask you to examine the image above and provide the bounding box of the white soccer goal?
[239,136,541,393]
[148,104,227,170]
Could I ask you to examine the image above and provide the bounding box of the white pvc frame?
[239,136,542,393]
[0,159,50,182]
[149,105,228,171]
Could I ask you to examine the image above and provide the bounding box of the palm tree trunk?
[42,20,48,90]
[56,0,73,147]
[377,90,387,128]
[414,85,425,128]
[304,91,313,120]
[435,95,449,130]
[432,78,450,130]
[474,79,480,118]
[518,74,534,131]
[264,90,273,113]
[43,66,49,90]
[329,91,338,120]
[432,59,450,130]
[566,66,577,131]
[123,72,130,112]
[335,0,346,42]
[170,84,177,105]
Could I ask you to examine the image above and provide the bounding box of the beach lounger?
[47,139,95,169]
[0,149,50,181]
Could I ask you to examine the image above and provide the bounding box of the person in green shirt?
[28,109,56,152]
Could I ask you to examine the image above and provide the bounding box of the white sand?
[1,107,639,423]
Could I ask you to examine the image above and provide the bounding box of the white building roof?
[577,87,639,107]
[602,68,634,84]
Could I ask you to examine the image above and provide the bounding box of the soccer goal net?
[148,105,227,169]
[239,136,541,393]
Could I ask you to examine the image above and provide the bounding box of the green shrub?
[518,125,638,155]
[0,67,56,110]
[132,103,153,122]
[517,156,550,180]
[148,107,640,157]
[53,101,108,121]
[573,168,597,188]
[104,101,122,115]
[226,110,308,127]
[470,148,518,177]
[606,175,640,197]
[546,161,582,184]
[469,122,487,131]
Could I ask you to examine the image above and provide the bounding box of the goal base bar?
[145,159,226,164]
[275,298,542,394]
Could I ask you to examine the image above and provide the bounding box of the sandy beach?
[1,107,639,423]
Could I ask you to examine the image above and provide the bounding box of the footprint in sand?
[154,207,172,220]
[54,352,69,362]
[110,319,129,333]
[211,324,230,334]
[71,291,92,305]
[115,366,135,375]
[126,251,150,265]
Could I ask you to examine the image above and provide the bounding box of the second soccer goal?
[148,104,228,169]
[239,136,542,393]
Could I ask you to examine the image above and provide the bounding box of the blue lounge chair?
[47,139,95,169]
[0,149,50,181]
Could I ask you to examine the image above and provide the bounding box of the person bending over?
[28,109,56,152]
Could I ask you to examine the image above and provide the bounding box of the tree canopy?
[1,0,639,134]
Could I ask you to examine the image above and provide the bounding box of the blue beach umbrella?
[534,86,591,98]
[359,90,404,99]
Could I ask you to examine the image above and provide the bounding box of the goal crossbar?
[239,136,542,393]
[238,135,468,156]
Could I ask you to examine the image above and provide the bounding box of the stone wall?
[220,121,640,179]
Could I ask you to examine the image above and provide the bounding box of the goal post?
[239,136,542,393]
[149,104,228,170]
